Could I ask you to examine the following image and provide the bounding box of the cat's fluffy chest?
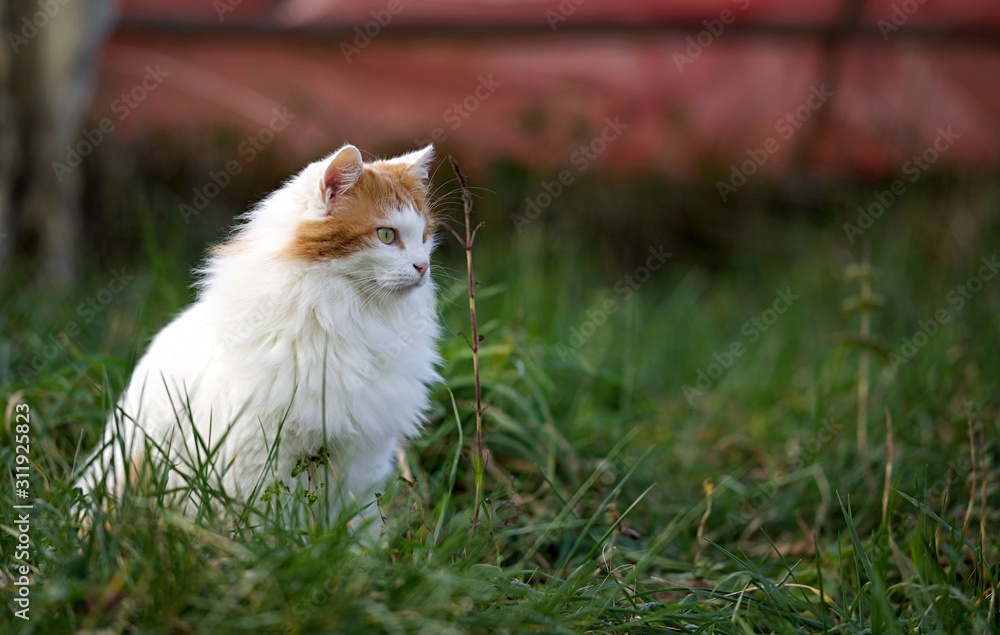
[154,271,441,474]
[272,275,441,444]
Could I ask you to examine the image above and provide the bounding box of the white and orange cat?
[76,144,441,526]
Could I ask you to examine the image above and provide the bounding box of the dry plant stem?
[986,590,997,635]
[881,407,894,525]
[692,478,714,576]
[977,425,987,585]
[962,412,977,541]
[882,408,912,576]
[961,411,989,580]
[445,156,487,530]
[937,471,950,550]
[856,247,875,490]
[843,244,879,491]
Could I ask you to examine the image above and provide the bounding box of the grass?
[1,155,998,633]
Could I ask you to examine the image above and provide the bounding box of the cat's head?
[286,144,437,295]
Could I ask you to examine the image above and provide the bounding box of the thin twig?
[448,156,487,530]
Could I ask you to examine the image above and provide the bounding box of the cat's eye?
[376,227,396,244]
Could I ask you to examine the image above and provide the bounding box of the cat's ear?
[321,144,364,209]
[389,144,435,185]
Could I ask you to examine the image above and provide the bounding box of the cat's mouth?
[398,277,427,292]
[370,276,425,296]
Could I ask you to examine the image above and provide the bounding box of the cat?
[75,143,441,530]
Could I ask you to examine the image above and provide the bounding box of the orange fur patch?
[286,161,434,262]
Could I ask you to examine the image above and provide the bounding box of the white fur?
[76,145,440,526]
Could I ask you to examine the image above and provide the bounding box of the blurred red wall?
[90,0,1000,180]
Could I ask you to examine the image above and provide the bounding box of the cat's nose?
[413,262,428,276]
